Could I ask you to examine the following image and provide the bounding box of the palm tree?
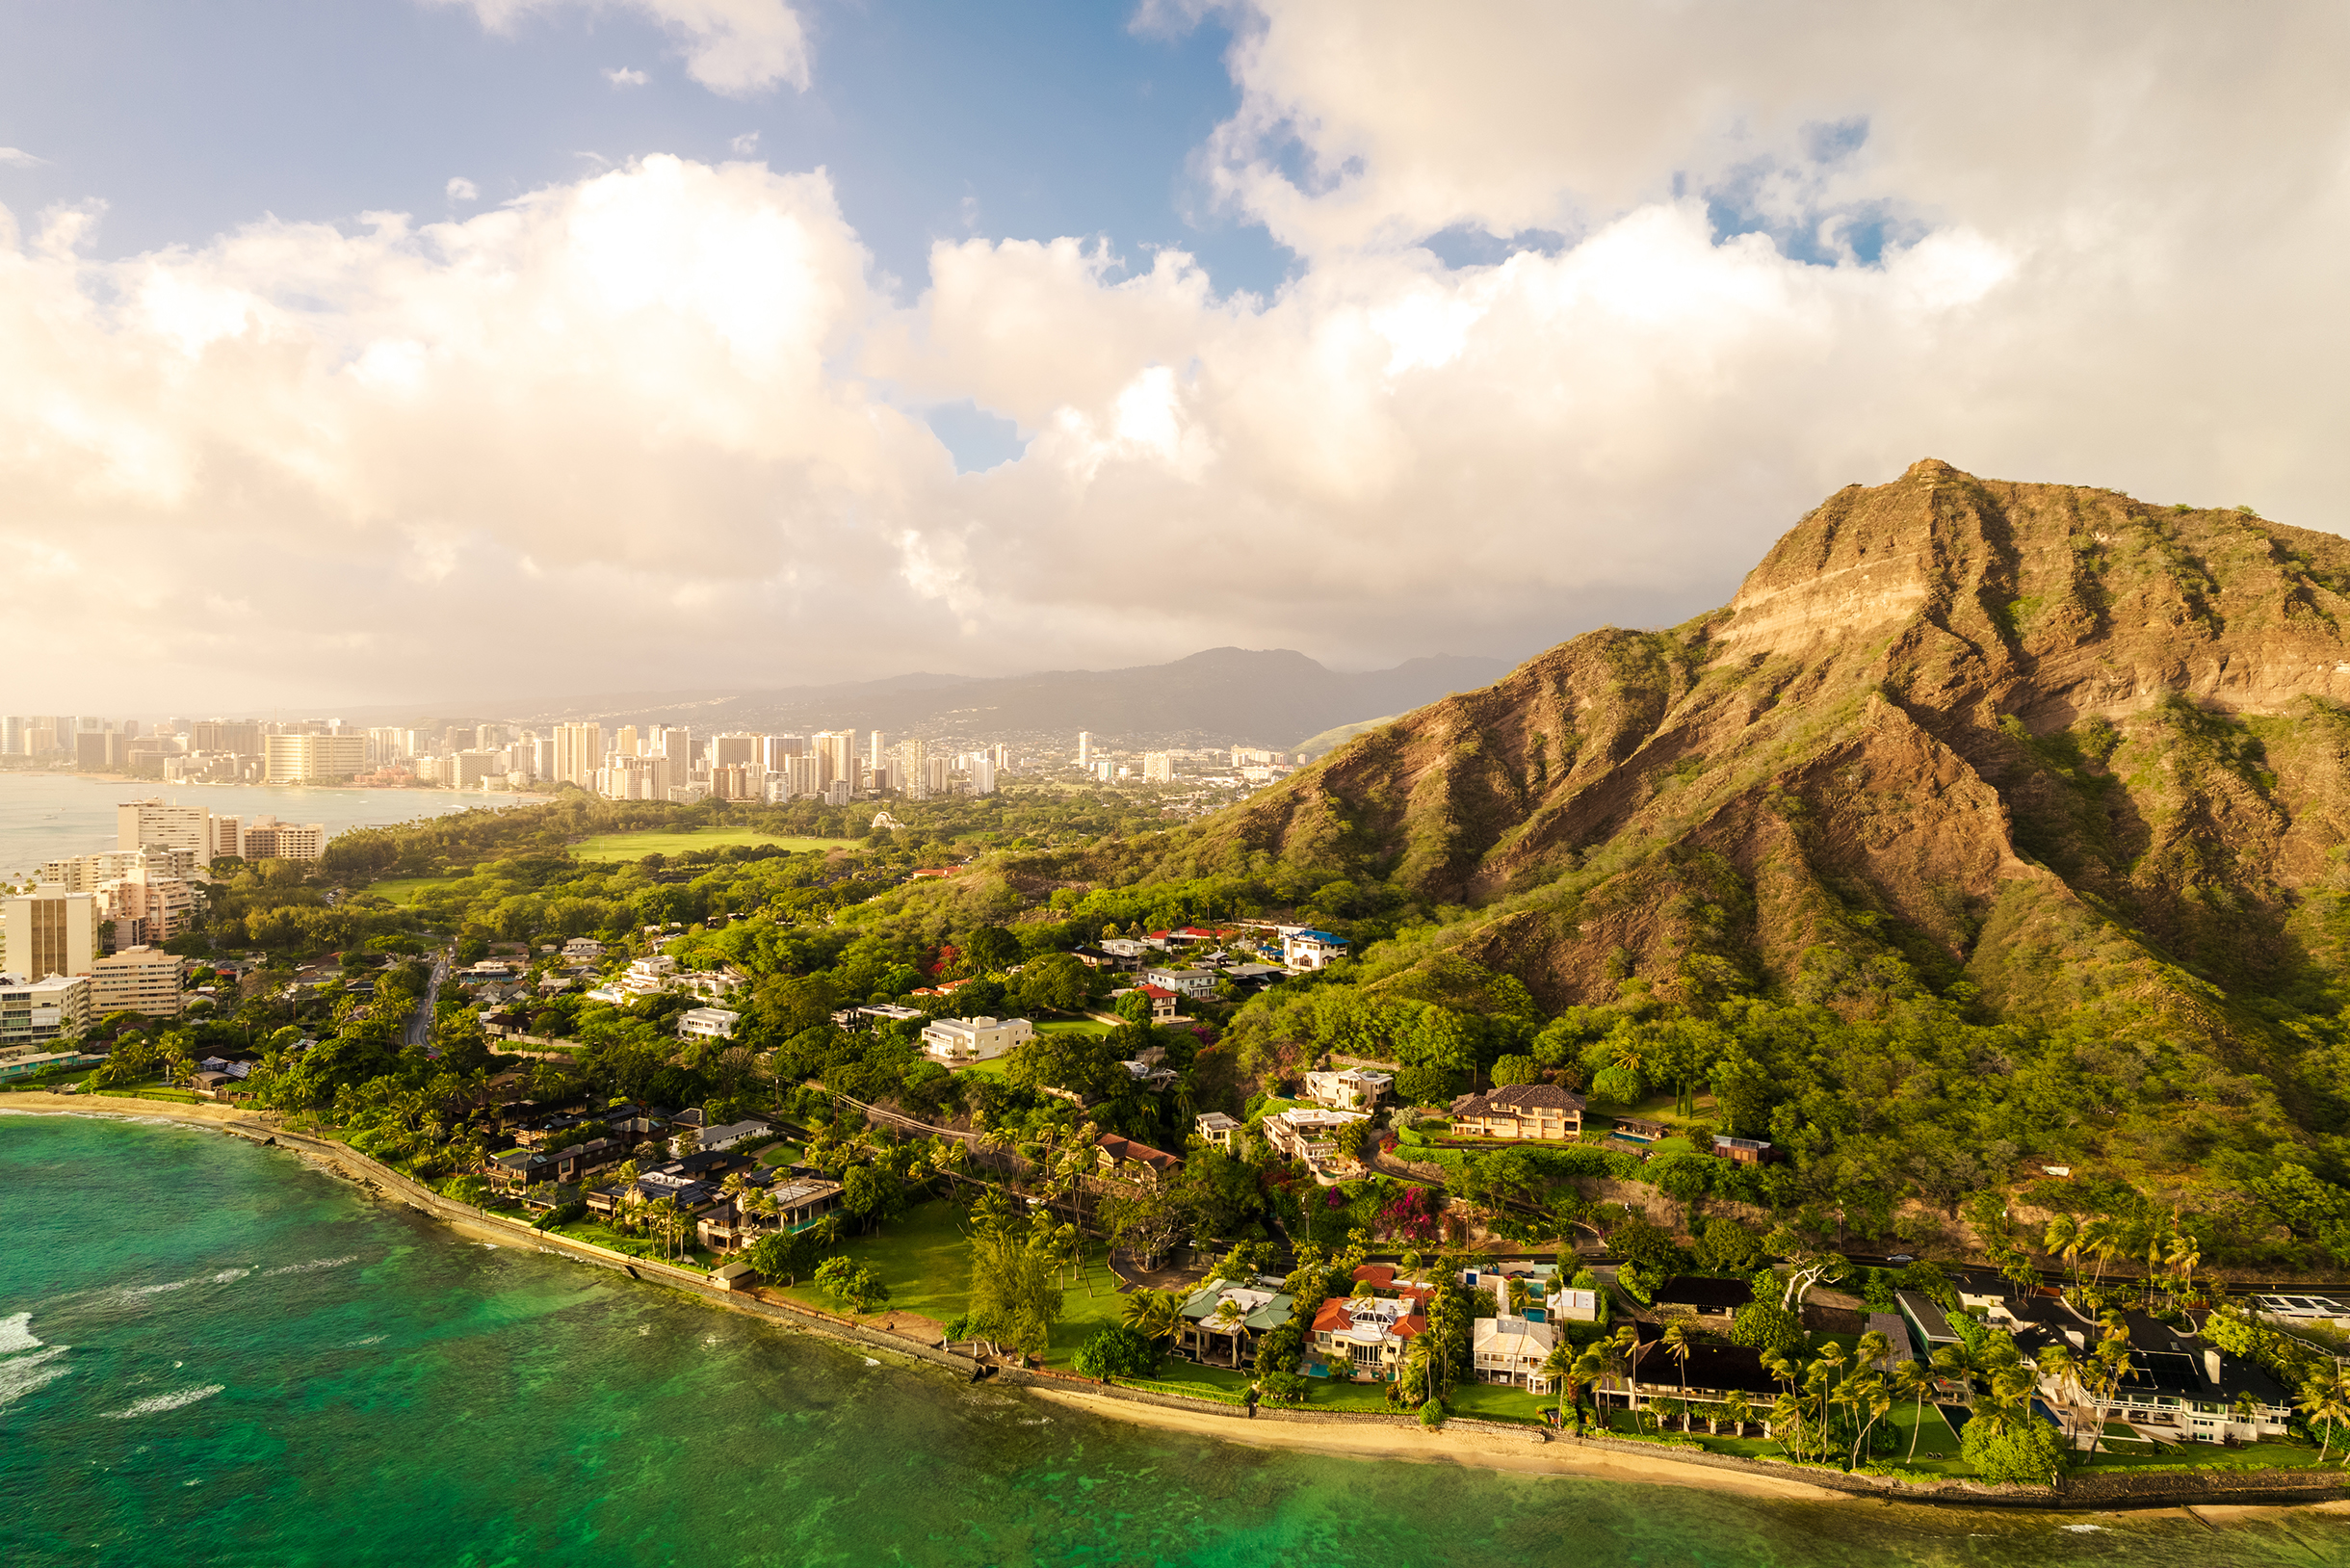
[1121,1288,1185,1351]
[1812,1342,1849,1451]
[2036,1343,2082,1448]
[1719,1390,1753,1439]
[1210,1297,1248,1370]
[2302,1367,2350,1465]
[1893,1360,1937,1461]
[2163,1232,2203,1310]
[1847,1372,1892,1469]
[1767,1393,1805,1458]
[1661,1323,1694,1431]
[1537,1342,1580,1429]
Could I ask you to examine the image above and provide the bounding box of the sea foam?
[264,1255,359,1277]
[102,1384,225,1419]
[0,1311,39,1354]
[0,1346,73,1409]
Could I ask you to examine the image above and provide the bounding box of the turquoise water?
[5,1115,2350,1568]
[0,774,541,876]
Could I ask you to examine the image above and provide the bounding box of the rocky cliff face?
[1189,461,2350,1075]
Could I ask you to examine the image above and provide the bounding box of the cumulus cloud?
[604,65,648,87]
[0,147,45,169]
[10,3,2350,710]
[730,130,760,156]
[445,176,480,201]
[443,0,808,95]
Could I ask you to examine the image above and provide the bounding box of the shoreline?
[1024,1386,1845,1501]
[12,1092,2350,1516]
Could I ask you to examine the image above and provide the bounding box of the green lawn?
[368,875,465,905]
[1035,1019,1111,1037]
[570,828,860,862]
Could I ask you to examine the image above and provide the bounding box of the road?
[405,949,449,1049]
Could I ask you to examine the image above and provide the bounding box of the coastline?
[12,1091,2350,1516]
[1024,1386,1845,1501]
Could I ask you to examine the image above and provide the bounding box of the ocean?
[2,1111,2346,1568]
[0,774,540,877]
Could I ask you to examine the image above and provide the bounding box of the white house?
[1473,1315,1558,1390]
[561,937,605,960]
[1193,1111,1242,1152]
[622,955,678,996]
[1263,1106,1369,1167]
[1304,1068,1392,1110]
[1140,965,1218,999]
[920,1015,1034,1062]
[1280,928,1347,970]
[677,1006,741,1041]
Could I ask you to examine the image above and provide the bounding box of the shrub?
[1960,1418,2066,1485]
[1730,1299,1808,1357]
[1258,1371,1310,1406]
[1073,1323,1161,1380]
[1419,1398,1446,1428]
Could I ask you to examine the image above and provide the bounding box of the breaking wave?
[0,1312,39,1354]
[263,1255,358,1277]
[102,1384,225,1419]
[0,1346,74,1410]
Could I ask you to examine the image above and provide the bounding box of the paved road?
[405,950,448,1048]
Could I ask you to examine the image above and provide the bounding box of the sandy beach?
[1026,1387,1846,1501]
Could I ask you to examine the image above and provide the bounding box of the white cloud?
[730,130,760,156]
[605,65,647,87]
[11,5,2350,710]
[440,1,809,95]
[0,147,45,169]
[445,176,480,202]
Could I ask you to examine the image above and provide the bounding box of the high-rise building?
[761,734,804,771]
[0,717,20,755]
[710,732,761,769]
[117,798,216,860]
[553,722,603,787]
[971,756,997,796]
[596,755,672,800]
[238,817,326,861]
[0,973,91,1044]
[814,730,857,790]
[2,886,102,979]
[448,751,502,789]
[900,737,930,801]
[73,731,120,771]
[868,730,887,774]
[777,754,822,798]
[262,733,366,784]
[991,743,1009,771]
[645,725,692,763]
[193,719,263,755]
[90,946,188,1019]
[612,724,640,759]
[1078,731,1092,766]
[1142,752,1173,782]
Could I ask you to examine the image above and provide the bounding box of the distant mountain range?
[330,648,1514,751]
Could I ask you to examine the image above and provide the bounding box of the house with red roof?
[1309,1294,1427,1381]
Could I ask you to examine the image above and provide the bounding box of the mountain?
[1156,460,2350,1188]
[635,648,1509,749]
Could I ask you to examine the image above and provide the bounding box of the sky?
[6,1,2349,715]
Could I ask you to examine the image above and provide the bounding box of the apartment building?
[237,817,326,861]
[262,732,366,784]
[90,945,189,1019]
[1,887,102,979]
[553,721,604,787]
[0,974,92,1044]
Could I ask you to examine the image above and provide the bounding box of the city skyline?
[9,4,2346,710]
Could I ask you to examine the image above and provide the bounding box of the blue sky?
[0,0,1287,299]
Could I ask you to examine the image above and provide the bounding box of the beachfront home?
[1654,1276,1754,1324]
[1174,1282,1294,1369]
[488,1136,623,1191]
[1472,1315,1558,1390]
[1094,1132,1182,1189]
[1308,1294,1425,1381]
[1623,1333,1781,1423]
[696,1173,844,1252]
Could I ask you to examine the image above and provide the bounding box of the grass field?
[368,875,465,904]
[569,827,860,862]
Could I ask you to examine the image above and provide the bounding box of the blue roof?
[1292,929,1345,944]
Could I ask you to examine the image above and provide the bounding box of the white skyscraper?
[1077,731,1091,765]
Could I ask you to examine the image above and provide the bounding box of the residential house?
[1654,1276,1754,1323]
[1175,1282,1294,1369]
[1624,1333,1783,1417]
[1999,1300,2294,1446]
[678,966,746,1003]
[1192,1111,1242,1152]
[1119,1049,1178,1091]
[1094,1132,1182,1187]
[1069,945,1133,972]
[1448,1084,1584,1140]
[621,955,678,997]
[677,1006,741,1041]
[1262,1106,1368,1167]
[1473,1315,1558,1390]
[1304,1068,1392,1110]
[1308,1294,1425,1381]
[1609,1117,1674,1144]
[1280,928,1347,970]
[489,1136,623,1191]
[692,1118,771,1152]
[920,1015,1034,1062]
[1139,965,1217,1000]
[561,937,605,960]
[1712,1135,1775,1164]
[697,1173,843,1251]
[835,1002,925,1029]
[1116,984,1179,1022]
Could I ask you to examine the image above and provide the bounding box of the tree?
[1489,1055,1540,1086]
[814,1255,889,1315]
[1072,1323,1159,1380]
[442,1174,490,1211]
[843,1163,907,1235]
[745,1227,815,1285]
[961,926,1021,976]
[1894,1360,1938,1462]
[2301,1366,2350,1464]
[1538,1342,1582,1429]
[1120,1288,1186,1349]
[1960,1413,2065,1484]
[967,1214,1066,1354]
[1661,1324,1694,1430]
